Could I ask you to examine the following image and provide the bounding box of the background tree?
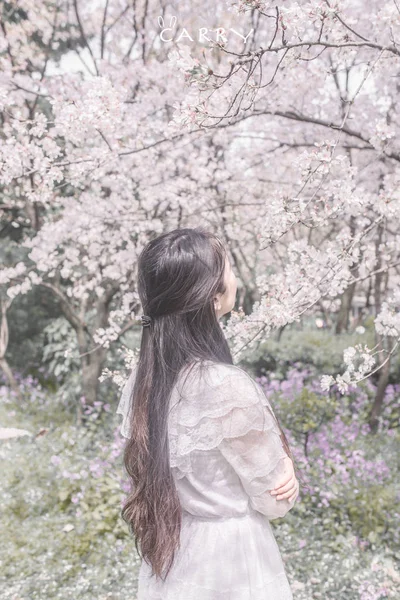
[1,0,399,431]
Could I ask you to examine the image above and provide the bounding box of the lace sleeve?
[218,370,298,520]
[116,366,137,439]
[168,364,298,519]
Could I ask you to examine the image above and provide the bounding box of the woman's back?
[118,360,297,599]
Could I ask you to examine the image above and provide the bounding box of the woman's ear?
[214,296,221,311]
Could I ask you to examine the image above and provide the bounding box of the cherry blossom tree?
[0,0,399,431]
[166,0,400,431]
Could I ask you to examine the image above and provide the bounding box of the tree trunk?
[81,351,106,405]
[77,327,107,405]
[40,277,124,407]
[369,348,391,434]
[240,286,259,316]
[369,224,390,434]
[335,282,356,334]
[317,300,333,329]
[277,324,287,342]
[0,298,23,400]
[0,357,23,400]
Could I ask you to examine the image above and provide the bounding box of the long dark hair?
[120,226,296,581]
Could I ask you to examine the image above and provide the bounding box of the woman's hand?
[270,457,299,503]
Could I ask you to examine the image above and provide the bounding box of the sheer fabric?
[116,360,297,599]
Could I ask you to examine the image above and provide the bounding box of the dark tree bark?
[335,281,357,334]
[369,342,392,434]
[40,276,130,405]
[369,223,391,433]
[0,298,22,400]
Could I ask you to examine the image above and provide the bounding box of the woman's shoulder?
[178,360,259,394]
[208,362,258,384]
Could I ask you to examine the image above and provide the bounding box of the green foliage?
[244,350,399,554]
[0,384,134,598]
[279,387,338,440]
[5,279,63,377]
[245,326,376,377]
[346,483,393,540]
[1,361,399,600]
[42,317,81,382]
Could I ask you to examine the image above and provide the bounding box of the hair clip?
[140,315,152,328]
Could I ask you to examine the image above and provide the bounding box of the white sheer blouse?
[116,360,297,599]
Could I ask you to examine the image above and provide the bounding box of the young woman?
[117,226,300,600]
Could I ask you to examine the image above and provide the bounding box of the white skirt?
[137,509,294,600]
